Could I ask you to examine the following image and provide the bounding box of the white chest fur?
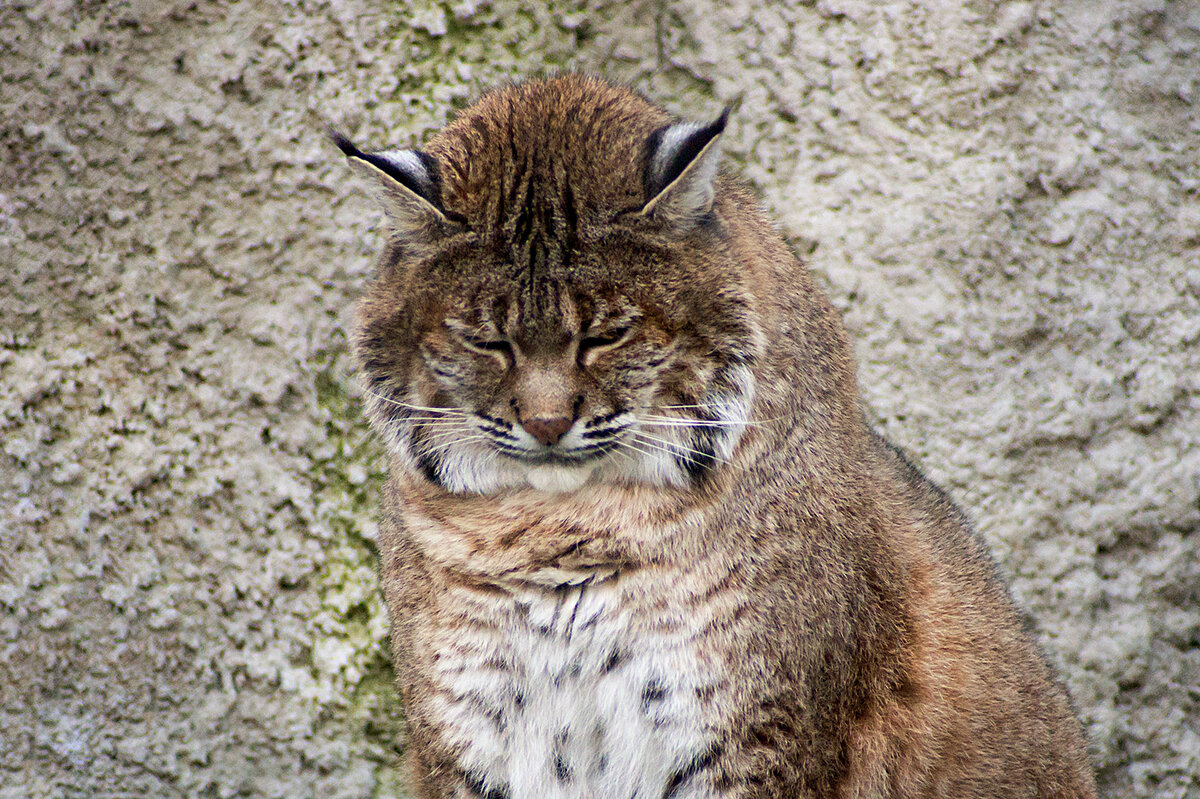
[429,576,719,799]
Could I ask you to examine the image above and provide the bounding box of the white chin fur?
[525,464,596,493]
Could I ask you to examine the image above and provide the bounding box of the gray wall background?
[2,0,1197,796]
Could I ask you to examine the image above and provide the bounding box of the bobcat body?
[337,75,1096,798]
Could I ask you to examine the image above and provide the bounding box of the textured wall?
[2,1,1196,796]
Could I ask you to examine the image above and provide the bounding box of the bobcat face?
[343,76,761,494]
[359,262,756,495]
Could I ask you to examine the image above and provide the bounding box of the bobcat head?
[339,75,764,495]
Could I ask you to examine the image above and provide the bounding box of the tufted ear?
[330,129,458,237]
[640,108,730,228]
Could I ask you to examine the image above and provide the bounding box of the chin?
[407,443,603,496]
[523,463,599,493]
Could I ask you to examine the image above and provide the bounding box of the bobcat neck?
[388,462,723,586]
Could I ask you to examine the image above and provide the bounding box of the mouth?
[496,442,618,466]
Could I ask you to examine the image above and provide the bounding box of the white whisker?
[616,437,669,462]
[632,431,730,465]
[630,432,691,458]
[609,444,637,465]
[642,418,780,431]
[419,435,489,458]
[421,426,481,441]
[401,413,469,419]
[364,391,466,415]
[641,418,747,428]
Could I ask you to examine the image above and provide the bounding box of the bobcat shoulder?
[336,74,1096,798]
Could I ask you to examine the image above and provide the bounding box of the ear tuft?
[640,108,730,226]
[330,128,452,234]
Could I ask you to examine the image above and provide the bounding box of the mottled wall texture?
[1,0,1196,796]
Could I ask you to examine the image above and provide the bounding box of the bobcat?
[335,74,1096,798]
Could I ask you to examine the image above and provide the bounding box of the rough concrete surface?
[1,0,1196,796]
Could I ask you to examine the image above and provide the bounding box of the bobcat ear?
[640,108,730,227]
[330,129,456,235]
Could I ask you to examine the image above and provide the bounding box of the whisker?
[422,425,481,439]
[406,420,473,429]
[610,444,646,466]
[615,437,669,462]
[628,431,689,454]
[609,444,637,465]
[625,440,704,472]
[641,418,750,428]
[419,435,489,458]
[632,431,730,465]
[396,412,465,419]
[642,420,780,431]
[364,391,466,415]
[421,426,481,441]
[643,412,786,428]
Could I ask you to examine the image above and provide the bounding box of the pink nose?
[521,416,573,446]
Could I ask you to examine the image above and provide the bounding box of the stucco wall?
[2,1,1196,796]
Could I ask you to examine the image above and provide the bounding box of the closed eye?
[464,337,514,360]
[471,339,511,353]
[579,326,633,358]
[444,318,515,362]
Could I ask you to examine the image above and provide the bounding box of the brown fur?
[342,74,1096,798]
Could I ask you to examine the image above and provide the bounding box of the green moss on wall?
[312,355,406,793]
[377,0,597,137]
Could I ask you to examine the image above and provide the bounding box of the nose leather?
[521,416,573,446]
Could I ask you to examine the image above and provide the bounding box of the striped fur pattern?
[341,75,1097,798]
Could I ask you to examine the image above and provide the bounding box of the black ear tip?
[327,126,361,159]
[715,105,732,132]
